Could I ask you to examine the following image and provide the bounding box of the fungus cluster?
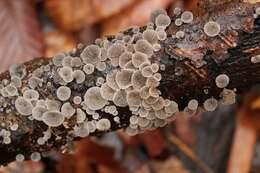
[0,6,242,163]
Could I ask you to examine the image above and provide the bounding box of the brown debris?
[227,93,259,173]
[0,0,44,72]
[101,0,174,35]
[44,31,77,57]
[45,0,136,31]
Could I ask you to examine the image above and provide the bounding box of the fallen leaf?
[227,107,257,173]
[0,0,44,72]
[251,97,260,110]
[135,157,191,173]
[45,0,136,31]
[101,0,174,35]
[44,31,76,57]
[141,130,166,158]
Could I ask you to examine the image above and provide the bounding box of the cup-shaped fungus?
[115,69,134,89]
[15,97,33,116]
[143,29,158,44]
[251,55,260,63]
[164,101,179,114]
[187,99,198,111]
[140,86,150,99]
[96,118,111,131]
[83,64,95,74]
[71,57,82,67]
[107,43,125,66]
[80,44,101,65]
[150,63,159,73]
[151,97,165,111]
[131,70,147,89]
[32,106,48,121]
[5,85,18,96]
[155,14,171,28]
[96,62,106,71]
[23,89,39,101]
[16,154,25,162]
[100,83,116,101]
[84,87,107,111]
[176,31,185,39]
[119,52,133,68]
[175,18,183,26]
[203,97,218,111]
[30,152,41,162]
[215,74,230,88]
[113,90,128,107]
[11,76,22,88]
[134,40,154,57]
[181,11,193,24]
[127,90,142,107]
[150,9,167,23]
[144,96,159,105]
[58,66,74,83]
[74,125,89,137]
[46,99,61,111]
[73,70,85,84]
[9,64,27,79]
[142,66,154,77]
[204,21,221,37]
[56,86,71,101]
[132,52,149,68]
[138,117,150,128]
[62,56,73,67]
[155,109,168,119]
[73,96,82,105]
[76,108,86,123]
[42,111,64,127]
[157,30,167,41]
[106,71,120,90]
[61,102,75,118]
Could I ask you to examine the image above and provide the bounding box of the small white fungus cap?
[96,118,111,131]
[42,111,64,127]
[56,86,71,101]
[15,97,33,116]
[215,74,230,88]
[204,21,221,37]
[84,87,107,110]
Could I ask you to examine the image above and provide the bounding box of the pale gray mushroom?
[15,97,33,116]
[56,86,71,101]
[96,118,111,131]
[42,111,65,127]
[204,21,221,37]
[80,44,101,65]
[84,87,107,110]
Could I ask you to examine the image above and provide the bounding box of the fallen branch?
[0,0,259,166]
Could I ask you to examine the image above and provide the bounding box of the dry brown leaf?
[101,0,174,35]
[227,108,257,173]
[44,31,76,57]
[135,157,191,173]
[251,97,260,110]
[141,130,166,158]
[0,0,44,72]
[45,0,136,31]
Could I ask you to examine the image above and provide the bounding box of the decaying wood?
[0,1,259,166]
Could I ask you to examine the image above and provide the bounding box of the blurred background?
[0,0,260,173]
